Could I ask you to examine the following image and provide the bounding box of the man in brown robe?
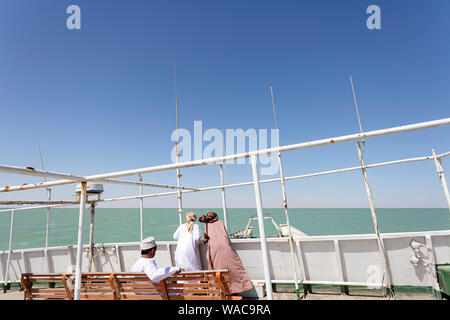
[199,211,253,294]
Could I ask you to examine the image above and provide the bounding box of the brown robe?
[203,220,253,293]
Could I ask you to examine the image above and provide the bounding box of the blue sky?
[0,0,449,208]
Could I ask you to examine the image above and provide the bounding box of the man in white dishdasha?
[131,236,184,282]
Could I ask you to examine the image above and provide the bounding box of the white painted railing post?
[174,66,183,226]
[88,203,97,272]
[277,153,300,296]
[39,144,52,252]
[355,141,392,293]
[44,190,51,241]
[176,168,183,226]
[432,149,450,211]
[219,164,229,231]
[4,210,15,286]
[138,174,144,240]
[74,181,87,300]
[44,213,51,273]
[45,206,51,248]
[44,187,52,273]
[425,235,442,298]
[250,155,274,300]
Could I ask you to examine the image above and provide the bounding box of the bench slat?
[78,288,115,293]
[167,277,219,282]
[31,295,70,300]
[167,289,221,294]
[168,295,226,300]
[31,288,66,293]
[119,288,161,293]
[116,283,161,288]
[118,294,164,300]
[79,295,115,300]
[167,283,222,288]
[28,279,63,283]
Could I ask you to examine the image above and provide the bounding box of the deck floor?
[0,287,437,300]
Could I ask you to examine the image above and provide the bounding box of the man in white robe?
[131,236,183,282]
[173,219,202,271]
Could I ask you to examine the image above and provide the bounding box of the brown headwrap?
[199,211,218,224]
[199,212,219,244]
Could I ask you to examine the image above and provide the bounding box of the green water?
[0,208,449,251]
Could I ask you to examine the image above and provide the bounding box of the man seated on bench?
[131,236,184,282]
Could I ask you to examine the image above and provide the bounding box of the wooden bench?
[112,270,241,300]
[164,270,240,300]
[21,270,242,300]
[62,272,116,300]
[21,273,68,300]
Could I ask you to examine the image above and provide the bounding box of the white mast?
[350,75,393,297]
[270,86,300,298]
[174,65,183,226]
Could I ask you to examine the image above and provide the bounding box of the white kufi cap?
[140,236,156,250]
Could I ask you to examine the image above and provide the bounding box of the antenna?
[38,144,46,177]
[222,128,228,185]
[268,86,301,296]
[270,86,278,130]
[349,75,364,138]
[38,144,51,200]
[174,65,183,225]
[38,144,52,252]
[174,65,180,161]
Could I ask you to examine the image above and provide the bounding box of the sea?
[0,208,449,251]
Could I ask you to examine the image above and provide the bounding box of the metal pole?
[176,168,183,226]
[38,144,52,274]
[219,164,229,231]
[38,144,52,249]
[424,235,442,299]
[45,197,51,247]
[174,65,183,226]
[432,149,450,211]
[356,142,392,293]
[74,181,87,300]
[349,75,364,135]
[100,178,198,190]
[277,153,300,296]
[250,155,273,300]
[44,190,52,273]
[220,128,229,231]
[88,203,96,272]
[4,210,15,286]
[0,204,68,213]
[138,174,144,240]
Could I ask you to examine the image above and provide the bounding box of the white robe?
[130,257,180,282]
[173,223,202,271]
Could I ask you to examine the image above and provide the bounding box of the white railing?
[0,117,449,300]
